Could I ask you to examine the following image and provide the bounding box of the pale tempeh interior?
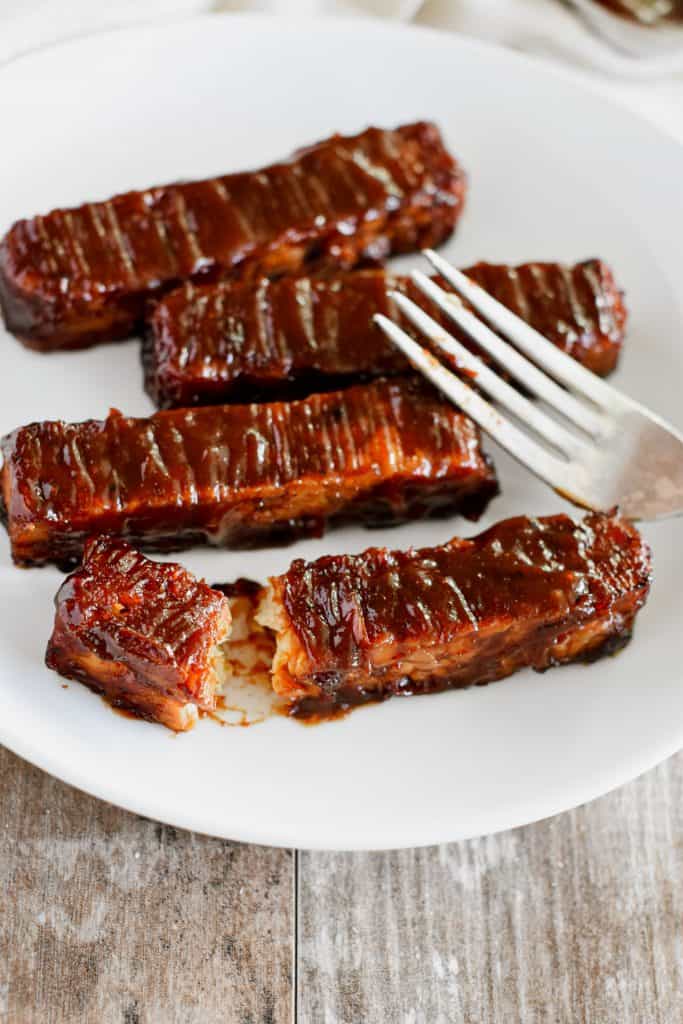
[211,587,285,726]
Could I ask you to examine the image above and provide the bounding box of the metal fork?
[374,250,683,521]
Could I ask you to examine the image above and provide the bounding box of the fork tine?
[423,249,628,415]
[373,314,575,495]
[412,268,605,438]
[389,290,591,460]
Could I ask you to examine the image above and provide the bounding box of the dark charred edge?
[553,627,634,666]
[288,625,637,722]
[0,257,148,352]
[44,649,179,728]
[17,519,336,572]
[11,464,499,571]
[0,256,40,348]
[141,325,160,404]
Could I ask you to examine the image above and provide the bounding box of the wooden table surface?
[2,744,683,1023]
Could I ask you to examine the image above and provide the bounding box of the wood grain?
[4,742,683,1024]
[298,752,683,1024]
[0,746,293,1024]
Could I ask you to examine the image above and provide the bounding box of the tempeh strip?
[144,260,626,409]
[0,123,466,350]
[258,512,651,718]
[0,377,498,569]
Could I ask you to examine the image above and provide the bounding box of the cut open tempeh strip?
[46,539,279,731]
[45,513,651,731]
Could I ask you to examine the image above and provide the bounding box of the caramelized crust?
[45,537,231,730]
[144,259,626,408]
[0,377,498,568]
[0,123,466,351]
[260,513,651,717]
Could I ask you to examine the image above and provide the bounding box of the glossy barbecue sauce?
[45,514,651,731]
[46,536,232,731]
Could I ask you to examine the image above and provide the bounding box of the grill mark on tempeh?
[62,211,92,280]
[33,216,60,277]
[103,202,138,285]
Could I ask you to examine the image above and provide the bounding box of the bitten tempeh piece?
[46,537,231,731]
[258,513,651,718]
[0,377,498,569]
[144,259,626,408]
[0,123,466,351]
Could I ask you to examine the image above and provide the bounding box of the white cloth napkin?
[2,0,683,80]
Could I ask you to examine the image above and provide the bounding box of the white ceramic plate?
[1,15,682,850]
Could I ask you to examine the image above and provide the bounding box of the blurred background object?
[570,0,683,62]
[1,1,683,82]
[595,0,682,25]
[408,0,683,74]
[1,0,683,74]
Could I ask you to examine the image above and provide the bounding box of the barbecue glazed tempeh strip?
[46,537,232,731]
[45,513,651,731]
[144,260,626,408]
[0,377,498,568]
[258,513,651,718]
[0,123,466,351]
